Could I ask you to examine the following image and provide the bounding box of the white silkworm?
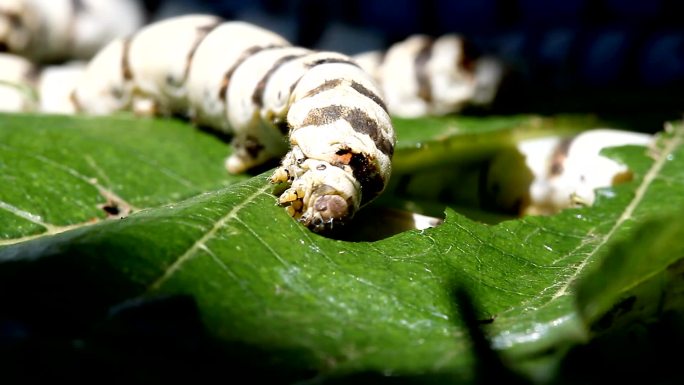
[0,52,85,113]
[71,14,396,232]
[0,0,140,110]
[486,129,653,215]
[0,52,36,111]
[37,60,85,113]
[0,0,145,62]
[353,34,503,117]
[8,10,642,227]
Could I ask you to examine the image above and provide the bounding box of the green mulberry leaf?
[1,114,683,384]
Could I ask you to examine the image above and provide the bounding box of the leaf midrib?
[492,127,679,333]
[147,183,273,291]
[550,126,679,300]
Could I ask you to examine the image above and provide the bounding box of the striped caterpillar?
[0,8,650,228]
[353,34,503,118]
[0,0,144,62]
[70,14,395,232]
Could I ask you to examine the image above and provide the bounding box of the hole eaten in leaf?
[330,205,444,242]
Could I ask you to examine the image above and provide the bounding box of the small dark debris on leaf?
[98,198,131,219]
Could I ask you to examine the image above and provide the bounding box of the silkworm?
[486,129,653,215]
[353,34,504,118]
[71,14,396,232]
[0,52,37,111]
[0,0,145,62]
[0,52,85,113]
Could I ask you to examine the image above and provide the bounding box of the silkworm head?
[286,160,360,232]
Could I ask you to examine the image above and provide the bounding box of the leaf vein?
[147,183,272,290]
[233,216,290,267]
[0,200,50,229]
[551,129,682,299]
[0,143,138,211]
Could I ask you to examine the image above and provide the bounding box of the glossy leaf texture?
[0,114,683,384]
[0,113,246,242]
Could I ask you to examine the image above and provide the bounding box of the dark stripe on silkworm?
[302,78,388,114]
[288,74,305,95]
[301,105,394,156]
[0,11,22,30]
[350,80,388,113]
[66,0,87,57]
[306,57,361,69]
[69,89,82,112]
[302,78,343,98]
[351,153,386,204]
[218,44,284,102]
[251,52,307,108]
[343,107,394,156]
[0,10,23,52]
[335,150,386,205]
[121,38,133,81]
[415,38,434,103]
[182,20,222,83]
[24,62,40,84]
[283,54,358,100]
[458,37,478,73]
[71,0,86,13]
[549,137,575,177]
[0,11,28,57]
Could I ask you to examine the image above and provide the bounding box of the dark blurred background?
[141,0,684,131]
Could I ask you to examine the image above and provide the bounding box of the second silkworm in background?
[0,0,145,62]
[353,34,504,118]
